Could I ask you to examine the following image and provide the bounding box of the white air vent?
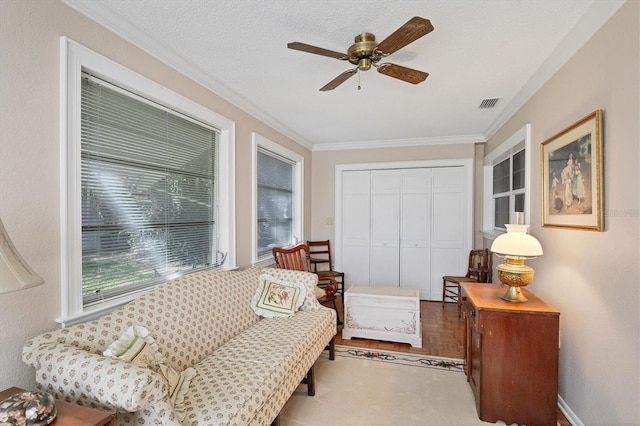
[479,97,501,108]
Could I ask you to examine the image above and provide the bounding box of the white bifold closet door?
[370,170,401,286]
[429,167,467,300]
[399,169,432,296]
[341,170,371,288]
[340,166,466,300]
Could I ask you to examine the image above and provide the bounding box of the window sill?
[56,289,148,327]
[56,265,239,327]
[481,229,505,242]
[252,257,276,268]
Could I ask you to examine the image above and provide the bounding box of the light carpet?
[280,345,491,426]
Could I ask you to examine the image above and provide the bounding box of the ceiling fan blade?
[376,16,434,56]
[287,42,347,59]
[377,63,428,84]
[319,69,358,91]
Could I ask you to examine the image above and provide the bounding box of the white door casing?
[335,159,473,300]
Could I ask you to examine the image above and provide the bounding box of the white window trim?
[482,124,531,241]
[58,37,236,326]
[251,133,304,267]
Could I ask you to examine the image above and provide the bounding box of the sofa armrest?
[22,340,168,412]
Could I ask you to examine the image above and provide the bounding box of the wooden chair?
[272,243,342,324]
[442,248,492,317]
[306,240,345,304]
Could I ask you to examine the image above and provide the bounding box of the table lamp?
[0,218,44,294]
[490,218,543,302]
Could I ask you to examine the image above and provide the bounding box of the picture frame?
[541,110,603,231]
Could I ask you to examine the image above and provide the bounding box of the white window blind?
[256,148,294,257]
[81,75,220,305]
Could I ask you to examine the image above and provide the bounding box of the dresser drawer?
[462,296,476,325]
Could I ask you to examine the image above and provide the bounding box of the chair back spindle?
[443,248,493,317]
[272,244,312,272]
[306,240,345,304]
[272,243,342,324]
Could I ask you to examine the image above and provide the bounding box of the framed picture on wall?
[541,110,603,231]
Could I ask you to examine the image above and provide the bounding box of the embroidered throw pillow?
[261,268,323,311]
[251,274,307,318]
[103,325,196,421]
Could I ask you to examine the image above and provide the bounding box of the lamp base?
[496,256,535,303]
[501,285,528,302]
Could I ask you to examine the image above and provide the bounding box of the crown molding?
[312,134,486,152]
[61,0,624,153]
[61,0,314,151]
[483,0,626,141]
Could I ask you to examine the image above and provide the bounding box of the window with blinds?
[256,148,294,257]
[81,75,219,305]
[492,148,525,229]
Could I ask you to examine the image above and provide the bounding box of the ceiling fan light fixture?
[358,58,372,71]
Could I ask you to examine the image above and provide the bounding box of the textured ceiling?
[63,0,623,150]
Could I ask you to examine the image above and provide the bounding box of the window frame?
[251,133,303,266]
[492,148,526,230]
[59,38,236,326]
[483,124,532,238]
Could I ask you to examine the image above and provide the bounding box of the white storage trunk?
[342,285,422,348]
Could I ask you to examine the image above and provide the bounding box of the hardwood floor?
[332,297,571,426]
[334,299,465,359]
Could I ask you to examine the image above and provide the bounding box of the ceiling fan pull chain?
[357,69,361,91]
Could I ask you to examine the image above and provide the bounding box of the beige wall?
[484,1,639,423]
[0,0,311,389]
[1,0,638,422]
[310,143,477,243]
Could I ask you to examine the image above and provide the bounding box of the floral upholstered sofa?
[22,267,337,425]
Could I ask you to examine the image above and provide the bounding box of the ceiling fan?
[287,16,434,91]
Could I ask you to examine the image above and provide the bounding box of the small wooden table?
[342,285,422,348]
[0,387,116,426]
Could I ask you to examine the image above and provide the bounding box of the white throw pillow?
[261,268,324,311]
[251,274,307,318]
[103,325,196,421]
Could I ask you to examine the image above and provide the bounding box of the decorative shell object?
[0,391,57,426]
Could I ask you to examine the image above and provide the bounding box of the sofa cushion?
[251,274,307,318]
[180,308,336,426]
[104,325,196,421]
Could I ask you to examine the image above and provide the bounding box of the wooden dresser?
[461,283,560,426]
